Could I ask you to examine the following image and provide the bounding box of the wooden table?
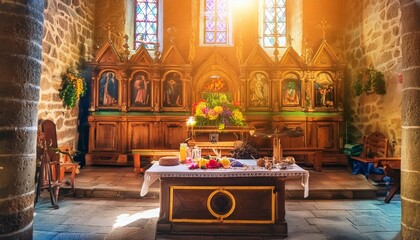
[141,160,309,238]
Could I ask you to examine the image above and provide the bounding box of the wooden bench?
[188,140,237,157]
[283,148,323,172]
[132,149,179,174]
[349,132,389,179]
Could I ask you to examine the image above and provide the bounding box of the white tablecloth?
[140,160,309,198]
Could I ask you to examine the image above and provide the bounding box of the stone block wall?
[94,0,130,53]
[39,0,95,148]
[344,0,402,156]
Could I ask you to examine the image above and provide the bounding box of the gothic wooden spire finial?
[316,18,332,40]
[167,27,177,45]
[103,22,115,42]
[287,34,294,47]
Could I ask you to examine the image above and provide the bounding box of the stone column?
[400,0,420,238]
[0,1,44,239]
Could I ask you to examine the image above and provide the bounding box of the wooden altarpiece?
[86,39,346,167]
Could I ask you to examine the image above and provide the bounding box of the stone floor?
[33,165,401,240]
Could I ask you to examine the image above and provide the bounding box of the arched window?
[262,0,286,48]
[200,0,233,46]
[134,0,160,50]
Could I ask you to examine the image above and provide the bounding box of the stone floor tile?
[286,210,315,218]
[35,214,70,225]
[53,224,113,234]
[315,223,369,240]
[364,231,401,240]
[384,216,401,224]
[288,224,320,233]
[314,200,379,210]
[285,216,312,226]
[347,209,388,218]
[306,217,353,225]
[347,216,389,226]
[286,204,317,211]
[34,231,58,240]
[354,225,386,233]
[51,232,107,240]
[378,223,401,232]
[105,227,146,240]
[58,204,97,217]
[286,232,327,240]
[311,209,352,218]
[84,216,120,227]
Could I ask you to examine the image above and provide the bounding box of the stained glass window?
[203,0,229,45]
[263,0,286,48]
[135,0,158,50]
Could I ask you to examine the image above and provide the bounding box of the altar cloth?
[140,159,309,198]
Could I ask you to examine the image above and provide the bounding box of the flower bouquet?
[188,157,244,170]
[192,93,245,130]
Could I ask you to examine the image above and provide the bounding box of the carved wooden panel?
[94,121,119,151]
[170,186,274,223]
[128,122,153,150]
[275,122,306,148]
[162,122,187,149]
[311,121,337,149]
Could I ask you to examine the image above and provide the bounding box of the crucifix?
[316,18,332,40]
[103,22,115,42]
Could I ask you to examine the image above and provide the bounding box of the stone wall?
[94,0,130,53]
[344,0,402,156]
[39,0,95,148]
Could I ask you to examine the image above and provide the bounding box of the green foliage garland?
[59,67,87,108]
[352,67,386,96]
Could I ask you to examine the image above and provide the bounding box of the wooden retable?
[141,160,309,238]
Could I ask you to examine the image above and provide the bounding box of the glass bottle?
[192,146,201,161]
[179,143,187,163]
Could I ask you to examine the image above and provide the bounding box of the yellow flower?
[198,158,208,169]
[219,157,231,168]
[232,109,244,121]
[195,102,207,117]
[207,109,219,120]
[213,106,223,113]
[218,124,225,130]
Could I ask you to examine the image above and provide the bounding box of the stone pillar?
[0,1,44,239]
[400,0,420,238]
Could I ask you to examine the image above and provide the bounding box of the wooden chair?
[375,157,401,203]
[35,120,79,207]
[54,146,80,193]
[349,132,389,179]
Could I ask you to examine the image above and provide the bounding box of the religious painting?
[130,71,151,108]
[249,73,269,108]
[202,76,229,93]
[98,71,119,108]
[281,78,301,107]
[163,71,183,108]
[314,72,334,108]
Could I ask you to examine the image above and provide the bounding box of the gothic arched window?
[200,0,233,46]
[134,0,160,50]
[262,0,286,48]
